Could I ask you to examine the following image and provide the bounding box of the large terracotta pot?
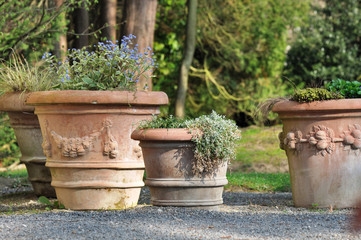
[26,90,168,210]
[273,99,361,208]
[131,128,228,207]
[0,92,55,197]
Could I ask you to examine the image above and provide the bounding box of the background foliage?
[3,0,360,164]
[0,113,20,167]
[285,0,361,87]
[154,0,309,125]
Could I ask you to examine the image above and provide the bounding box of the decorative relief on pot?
[341,124,361,151]
[51,132,100,158]
[42,119,119,158]
[279,125,344,156]
[307,125,337,156]
[133,147,142,159]
[282,130,305,151]
[42,121,52,158]
[102,120,119,159]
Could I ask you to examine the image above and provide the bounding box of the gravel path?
[0,185,360,240]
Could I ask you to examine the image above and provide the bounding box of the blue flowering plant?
[43,34,157,91]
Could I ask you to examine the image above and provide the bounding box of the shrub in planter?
[131,111,241,207]
[0,54,56,197]
[26,35,168,210]
[271,80,361,208]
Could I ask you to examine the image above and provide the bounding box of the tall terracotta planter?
[26,90,168,210]
[131,129,228,207]
[0,92,55,197]
[273,99,361,208]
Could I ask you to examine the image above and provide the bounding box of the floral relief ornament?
[280,125,344,156]
[307,125,336,156]
[340,124,361,151]
[42,119,119,159]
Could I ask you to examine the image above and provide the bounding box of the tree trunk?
[121,0,157,90]
[175,0,197,118]
[100,0,117,43]
[74,0,89,49]
[52,0,67,61]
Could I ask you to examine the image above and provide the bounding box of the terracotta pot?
[131,128,228,207]
[26,90,168,210]
[273,99,361,208]
[0,92,55,197]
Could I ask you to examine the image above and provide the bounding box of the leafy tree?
[285,0,361,87]
[154,0,309,124]
[0,0,70,61]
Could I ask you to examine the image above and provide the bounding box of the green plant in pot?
[270,79,361,209]
[0,54,56,197]
[25,35,169,210]
[131,111,241,208]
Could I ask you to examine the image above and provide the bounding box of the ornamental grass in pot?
[26,35,168,210]
[268,79,361,208]
[131,111,241,208]
[0,54,56,197]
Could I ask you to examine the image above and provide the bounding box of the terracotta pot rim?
[25,90,169,106]
[272,99,361,113]
[0,92,34,112]
[131,128,194,141]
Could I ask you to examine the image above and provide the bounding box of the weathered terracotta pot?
[131,128,228,207]
[273,99,361,208]
[0,92,55,197]
[26,90,168,210]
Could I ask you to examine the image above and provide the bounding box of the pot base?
[55,187,142,210]
[25,162,55,197]
[149,186,224,207]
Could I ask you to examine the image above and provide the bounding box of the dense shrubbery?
[0,113,20,167]
[285,0,361,87]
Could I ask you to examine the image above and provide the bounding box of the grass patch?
[234,125,287,172]
[0,168,28,178]
[226,172,291,192]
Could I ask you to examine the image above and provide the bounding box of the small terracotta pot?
[0,92,55,197]
[273,99,361,208]
[131,128,228,207]
[26,90,168,210]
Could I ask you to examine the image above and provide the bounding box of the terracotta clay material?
[131,129,228,207]
[0,92,55,197]
[26,90,168,210]
[273,99,361,208]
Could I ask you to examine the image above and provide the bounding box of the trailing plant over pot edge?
[137,111,242,176]
[132,111,241,207]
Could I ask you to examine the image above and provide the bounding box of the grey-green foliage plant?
[0,53,55,95]
[44,35,157,91]
[325,79,361,99]
[138,111,241,176]
[186,111,241,176]
[285,0,361,87]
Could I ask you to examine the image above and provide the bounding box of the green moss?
[291,88,344,103]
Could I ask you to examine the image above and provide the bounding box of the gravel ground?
[0,184,360,239]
